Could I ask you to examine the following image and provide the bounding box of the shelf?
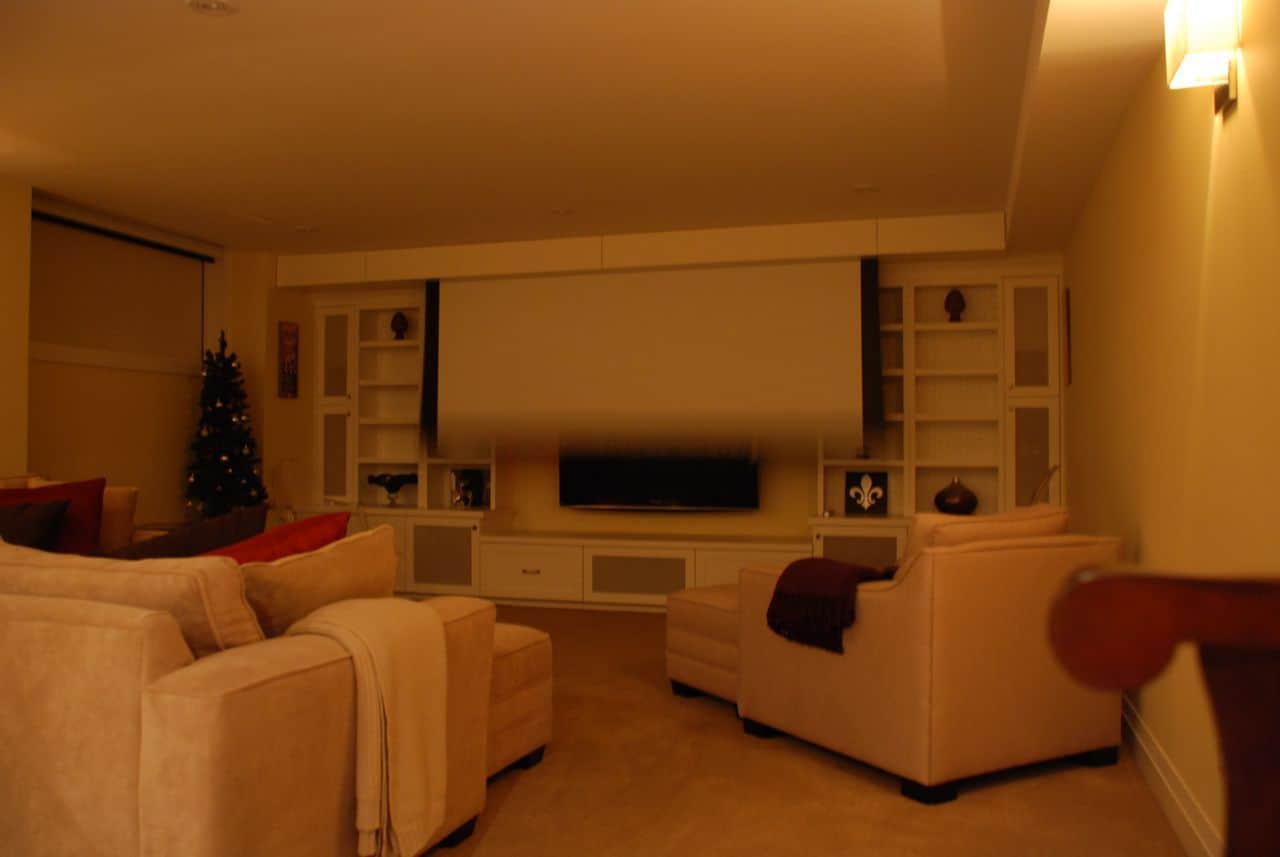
[357,457,419,466]
[822,459,904,468]
[360,340,420,349]
[914,369,998,378]
[427,458,492,467]
[915,323,998,333]
[359,380,418,389]
[921,463,998,470]
[915,414,999,423]
[359,417,419,426]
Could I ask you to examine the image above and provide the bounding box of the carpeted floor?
[450,605,1184,857]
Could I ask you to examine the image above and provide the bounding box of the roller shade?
[437,259,861,446]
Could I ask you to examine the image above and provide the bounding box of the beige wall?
[1065,0,1279,845]
[220,251,313,515]
[0,182,31,477]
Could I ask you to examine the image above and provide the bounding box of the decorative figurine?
[368,472,418,506]
[934,477,978,515]
[390,311,409,340]
[944,288,966,323]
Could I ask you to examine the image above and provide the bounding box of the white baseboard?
[1123,696,1223,857]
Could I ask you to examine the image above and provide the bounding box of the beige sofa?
[0,539,498,857]
[736,533,1123,802]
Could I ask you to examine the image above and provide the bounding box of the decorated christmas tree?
[186,332,268,518]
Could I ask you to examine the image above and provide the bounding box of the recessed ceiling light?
[187,0,239,16]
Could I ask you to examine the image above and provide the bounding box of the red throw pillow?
[0,478,106,555]
[206,512,352,564]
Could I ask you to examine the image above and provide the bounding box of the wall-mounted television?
[559,453,759,511]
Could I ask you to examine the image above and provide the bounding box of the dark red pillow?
[0,478,106,555]
[206,512,352,564]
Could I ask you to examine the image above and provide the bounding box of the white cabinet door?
[583,546,694,606]
[694,547,809,588]
[404,518,479,595]
[1005,399,1062,507]
[811,522,907,567]
[1003,276,1060,397]
[480,543,584,601]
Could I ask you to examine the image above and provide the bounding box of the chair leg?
[742,718,781,738]
[900,779,958,805]
[670,680,702,698]
[438,817,477,848]
[1076,746,1120,767]
[514,746,545,770]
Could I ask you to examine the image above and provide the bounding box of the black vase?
[934,478,978,515]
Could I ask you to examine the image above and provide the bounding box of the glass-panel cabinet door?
[319,309,354,402]
[1005,399,1061,507]
[320,412,352,503]
[1003,277,1059,396]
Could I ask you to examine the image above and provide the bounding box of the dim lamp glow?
[1164,0,1239,90]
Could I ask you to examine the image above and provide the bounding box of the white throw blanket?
[289,598,448,857]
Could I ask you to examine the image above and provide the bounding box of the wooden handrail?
[1050,570,1280,857]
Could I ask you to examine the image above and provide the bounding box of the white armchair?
[737,534,1123,802]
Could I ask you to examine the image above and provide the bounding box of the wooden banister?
[1050,571,1280,857]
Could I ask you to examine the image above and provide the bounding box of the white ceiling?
[0,0,1161,253]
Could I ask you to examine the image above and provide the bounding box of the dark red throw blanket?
[766,558,895,653]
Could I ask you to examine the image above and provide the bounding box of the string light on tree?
[184,331,268,518]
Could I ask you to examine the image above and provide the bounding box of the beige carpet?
[452,606,1184,857]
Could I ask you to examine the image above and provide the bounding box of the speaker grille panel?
[821,535,898,568]
[591,555,686,596]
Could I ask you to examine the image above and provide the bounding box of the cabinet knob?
[521,568,541,576]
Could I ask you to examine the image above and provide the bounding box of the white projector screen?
[438,259,861,445]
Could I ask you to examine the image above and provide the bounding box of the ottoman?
[665,584,740,703]
[488,623,553,777]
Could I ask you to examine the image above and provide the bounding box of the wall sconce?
[1164,0,1240,112]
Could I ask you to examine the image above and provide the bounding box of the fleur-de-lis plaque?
[845,470,889,516]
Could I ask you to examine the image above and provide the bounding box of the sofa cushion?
[28,478,139,555]
[0,478,106,555]
[903,504,1069,560]
[112,504,269,559]
[0,501,69,550]
[0,540,264,657]
[207,512,351,564]
[241,525,397,637]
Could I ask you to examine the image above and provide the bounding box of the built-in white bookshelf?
[817,265,1063,520]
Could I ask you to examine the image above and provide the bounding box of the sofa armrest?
[0,594,192,857]
[140,635,359,857]
[425,596,497,835]
[140,595,497,857]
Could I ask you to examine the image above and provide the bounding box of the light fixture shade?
[1165,0,1239,89]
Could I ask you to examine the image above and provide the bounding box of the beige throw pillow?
[241,525,398,637]
[0,539,264,657]
[903,504,1069,559]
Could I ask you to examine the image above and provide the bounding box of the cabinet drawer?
[481,543,583,601]
[694,548,809,588]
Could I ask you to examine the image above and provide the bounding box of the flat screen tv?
[559,453,759,511]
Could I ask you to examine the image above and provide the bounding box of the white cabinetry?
[816,262,1065,521]
[694,547,809,588]
[480,542,584,601]
[479,534,809,608]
